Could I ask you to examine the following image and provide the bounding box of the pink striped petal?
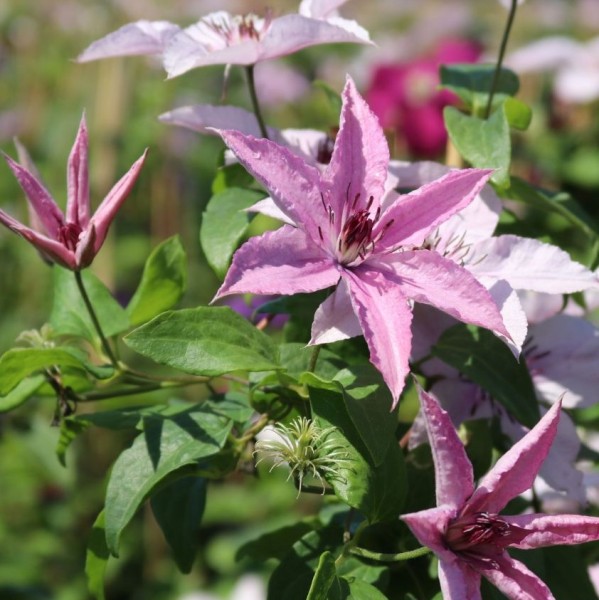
[214,225,339,299]
[344,267,412,405]
[465,400,562,514]
[401,505,457,563]
[323,77,388,218]
[483,555,555,600]
[66,114,90,228]
[439,559,482,600]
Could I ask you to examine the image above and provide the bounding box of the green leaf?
[124,306,280,376]
[440,64,520,115]
[56,417,90,467]
[346,579,388,600]
[236,521,316,562]
[431,324,540,428]
[0,347,113,395]
[127,236,187,326]
[507,177,599,239]
[104,404,232,556]
[211,161,256,194]
[85,510,109,600]
[204,393,255,424]
[150,476,207,573]
[200,187,265,279]
[503,97,532,131]
[313,80,343,115]
[267,526,344,600]
[444,105,511,187]
[307,552,338,600]
[50,267,129,342]
[0,374,45,412]
[309,385,407,522]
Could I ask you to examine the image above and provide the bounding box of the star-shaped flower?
[212,77,510,405]
[0,115,147,270]
[76,2,370,79]
[403,386,599,600]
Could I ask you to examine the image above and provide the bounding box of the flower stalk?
[245,65,269,139]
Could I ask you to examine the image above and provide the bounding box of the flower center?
[445,511,530,569]
[208,11,272,46]
[318,188,394,266]
[58,223,82,252]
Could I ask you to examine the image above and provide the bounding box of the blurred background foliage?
[0,0,598,598]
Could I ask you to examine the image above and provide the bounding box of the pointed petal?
[77,20,180,62]
[417,386,475,507]
[3,152,64,239]
[13,138,47,234]
[0,208,76,269]
[260,14,371,61]
[217,129,325,245]
[310,278,362,344]
[376,169,493,250]
[483,555,555,600]
[505,513,599,549]
[401,505,457,562]
[66,115,90,228]
[467,235,599,293]
[439,560,482,600]
[89,150,147,254]
[465,400,562,514]
[299,0,349,18]
[486,280,527,356]
[214,225,339,299]
[382,250,510,339]
[323,76,388,217]
[344,267,412,405]
[247,197,293,224]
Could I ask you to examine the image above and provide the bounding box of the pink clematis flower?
[77,2,370,79]
[403,387,599,600]
[212,77,510,406]
[0,115,147,271]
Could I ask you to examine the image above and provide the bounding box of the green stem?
[245,65,269,139]
[74,270,119,369]
[308,346,321,373]
[79,381,190,402]
[349,545,431,562]
[484,0,519,118]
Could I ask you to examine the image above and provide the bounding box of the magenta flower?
[0,115,147,271]
[212,77,509,405]
[403,387,599,600]
[366,39,482,158]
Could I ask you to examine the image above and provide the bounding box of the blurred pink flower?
[365,39,482,158]
[0,116,147,270]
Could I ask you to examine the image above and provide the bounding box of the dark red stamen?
[58,223,82,251]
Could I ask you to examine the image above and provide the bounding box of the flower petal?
[299,0,349,19]
[465,400,562,514]
[66,115,90,229]
[0,208,75,269]
[401,505,457,562]
[505,513,599,549]
[323,76,389,218]
[417,386,475,507]
[3,152,64,239]
[376,168,493,249]
[467,235,599,293]
[77,20,180,62]
[485,280,527,356]
[344,266,412,405]
[214,225,339,298]
[483,555,555,600]
[217,129,325,245]
[310,278,362,344]
[89,149,147,254]
[382,250,510,339]
[439,559,482,600]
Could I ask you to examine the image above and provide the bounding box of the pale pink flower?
[0,116,147,270]
[403,388,599,600]
[212,77,509,405]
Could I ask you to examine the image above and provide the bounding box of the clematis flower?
[0,115,147,271]
[402,387,599,600]
[77,1,371,79]
[212,77,510,405]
